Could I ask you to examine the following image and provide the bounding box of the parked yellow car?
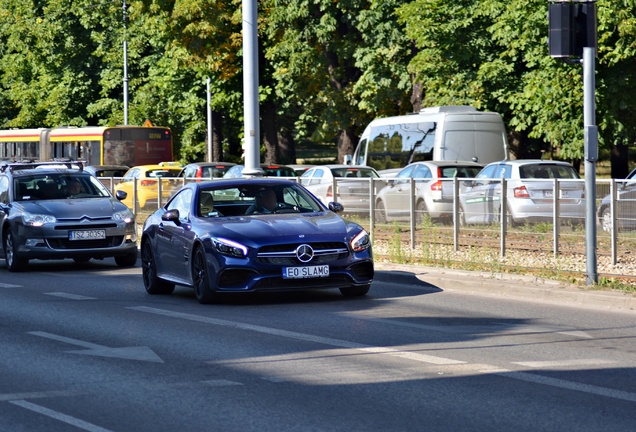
[117,164,182,209]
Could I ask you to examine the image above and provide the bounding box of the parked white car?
[459,160,585,226]
[375,161,483,224]
[299,165,380,213]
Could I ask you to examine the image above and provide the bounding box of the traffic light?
[548,1,597,59]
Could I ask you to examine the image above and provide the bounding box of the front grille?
[258,254,343,265]
[47,236,124,250]
[258,242,345,253]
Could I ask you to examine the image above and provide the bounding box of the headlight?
[350,230,371,252]
[23,213,56,227]
[211,237,248,258]
[113,209,135,223]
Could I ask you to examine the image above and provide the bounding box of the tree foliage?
[0,1,635,173]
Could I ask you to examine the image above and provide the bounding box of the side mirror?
[328,202,344,213]
[115,190,128,201]
[462,180,475,188]
[161,209,180,223]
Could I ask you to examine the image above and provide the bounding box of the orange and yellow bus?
[0,125,173,167]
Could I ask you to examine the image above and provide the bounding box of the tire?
[458,205,467,227]
[415,200,428,225]
[4,230,28,272]
[340,284,370,297]
[504,206,517,228]
[192,246,218,304]
[600,207,612,233]
[115,250,138,267]
[141,239,175,295]
[375,200,387,224]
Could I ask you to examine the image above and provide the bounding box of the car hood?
[205,212,352,244]
[19,198,126,218]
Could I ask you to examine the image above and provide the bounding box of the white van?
[349,106,509,170]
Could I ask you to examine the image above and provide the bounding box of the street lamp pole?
[123,1,129,125]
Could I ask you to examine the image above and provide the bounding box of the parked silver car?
[598,168,636,232]
[300,165,380,213]
[459,160,585,226]
[375,161,483,224]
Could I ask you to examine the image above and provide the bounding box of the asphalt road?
[0,258,635,431]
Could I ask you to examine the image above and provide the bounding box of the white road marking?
[9,400,113,432]
[45,292,96,300]
[129,306,465,365]
[129,306,636,403]
[495,370,636,403]
[203,380,243,387]
[513,359,616,368]
[0,282,22,288]
[28,331,163,363]
[0,390,82,402]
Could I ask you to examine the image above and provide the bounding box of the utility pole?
[241,0,262,177]
[548,0,598,285]
[123,1,129,125]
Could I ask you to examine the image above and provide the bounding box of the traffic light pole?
[583,47,598,285]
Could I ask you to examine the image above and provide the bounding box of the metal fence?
[100,176,636,275]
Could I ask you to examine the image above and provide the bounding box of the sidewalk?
[374,263,636,313]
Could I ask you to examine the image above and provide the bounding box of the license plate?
[69,230,106,241]
[283,265,330,279]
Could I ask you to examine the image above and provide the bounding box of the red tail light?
[514,186,530,198]
[140,180,157,187]
[326,185,333,198]
[430,180,443,191]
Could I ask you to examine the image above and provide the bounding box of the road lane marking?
[28,331,163,363]
[45,292,97,300]
[0,390,83,402]
[130,306,636,402]
[513,359,616,368]
[9,400,113,432]
[0,282,22,288]
[495,370,636,403]
[128,306,465,366]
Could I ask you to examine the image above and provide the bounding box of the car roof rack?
[0,159,84,173]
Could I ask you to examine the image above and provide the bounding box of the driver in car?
[246,188,278,214]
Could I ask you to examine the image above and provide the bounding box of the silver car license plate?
[283,265,329,279]
[69,230,106,241]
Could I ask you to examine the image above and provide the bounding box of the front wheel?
[4,230,28,272]
[115,250,138,267]
[375,200,387,224]
[141,239,175,295]
[192,246,219,304]
[340,284,370,297]
[600,207,612,232]
[415,200,428,225]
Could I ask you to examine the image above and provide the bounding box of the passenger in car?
[199,193,223,217]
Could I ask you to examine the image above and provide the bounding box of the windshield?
[14,173,112,201]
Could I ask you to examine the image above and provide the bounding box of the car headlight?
[113,209,135,223]
[211,237,248,258]
[23,213,56,227]
[350,230,371,252]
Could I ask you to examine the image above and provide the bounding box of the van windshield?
[366,122,436,171]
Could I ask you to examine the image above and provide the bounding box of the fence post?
[453,177,459,252]
[369,178,375,242]
[500,178,507,258]
[410,177,415,250]
[610,179,617,265]
[553,178,560,258]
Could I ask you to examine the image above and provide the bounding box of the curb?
[374,263,636,313]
